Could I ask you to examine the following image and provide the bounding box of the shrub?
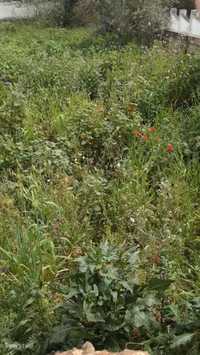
[74,0,174,43]
[134,51,200,121]
[48,242,171,352]
[73,0,97,25]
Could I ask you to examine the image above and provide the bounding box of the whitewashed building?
[169,7,200,38]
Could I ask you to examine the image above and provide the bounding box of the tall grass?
[0,22,200,354]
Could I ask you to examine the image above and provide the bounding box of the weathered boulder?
[54,342,148,355]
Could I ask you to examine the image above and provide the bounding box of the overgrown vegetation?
[70,0,171,42]
[68,0,195,41]
[0,22,200,355]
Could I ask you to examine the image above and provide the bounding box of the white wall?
[0,1,54,20]
[169,8,200,38]
[0,2,37,19]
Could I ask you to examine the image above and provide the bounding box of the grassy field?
[0,22,200,354]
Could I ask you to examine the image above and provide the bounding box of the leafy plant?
[48,242,171,352]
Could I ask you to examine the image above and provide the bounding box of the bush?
[73,0,97,25]
[48,243,200,354]
[48,242,171,352]
[74,0,174,43]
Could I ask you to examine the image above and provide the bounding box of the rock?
[54,342,149,355]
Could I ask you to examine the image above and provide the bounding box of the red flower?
[132,130,143,138]
[147,127,156,133]
[166,143,174,153]
[142,133,149,141]
[132,130,149,142]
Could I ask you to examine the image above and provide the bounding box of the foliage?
[73,0,176,43]
[47,242,170,352]
[176,0,194,10]
[0,23,200,355]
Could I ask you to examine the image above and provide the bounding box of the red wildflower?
[141,133,149,141]
[132,130,143,138]
[132,130,149,142]
[166,143,174,153]
[147,127,157,133]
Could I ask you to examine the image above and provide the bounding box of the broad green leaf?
[148,278,172,291]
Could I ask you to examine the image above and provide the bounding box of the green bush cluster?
[0,23,200,354]
[73,0,180,43]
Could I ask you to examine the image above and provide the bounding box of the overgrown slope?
[0,23,199,354]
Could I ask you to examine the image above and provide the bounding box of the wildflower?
[132,130,149,142]
[166,143,174,153]
[132,130,142,138]
[148,127,156,133]
[142,133,149,141]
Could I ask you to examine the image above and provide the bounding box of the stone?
[54,342,149,355]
